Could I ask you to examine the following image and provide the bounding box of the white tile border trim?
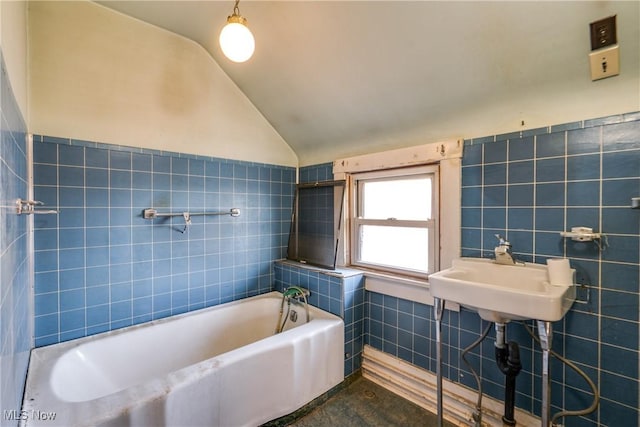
[362,345,540,427]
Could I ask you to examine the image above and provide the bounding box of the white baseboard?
[362,345,540,427]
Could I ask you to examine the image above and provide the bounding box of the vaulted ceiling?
[98,1,639,165]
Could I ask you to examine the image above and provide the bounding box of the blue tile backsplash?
[363,113,639,426]
[33,136,295,346]
[0,53,31,426]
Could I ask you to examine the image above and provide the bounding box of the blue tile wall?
[313,113,640,426]
[0,53,31,426]
[33,136,295,346]
[365,292,438,373]
[274,261,365,377]
[456,112,639,426]
[299,162,333,184]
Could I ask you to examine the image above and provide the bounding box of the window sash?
[358,175,433,221]
[353,220,436,276]
[354,218,434,228]
[349,165,439,278]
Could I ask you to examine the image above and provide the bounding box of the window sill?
[278,260,459,310]
[275,259,364,278]
[364,270,432,305]
[362,269,459,311]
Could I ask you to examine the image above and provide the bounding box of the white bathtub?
[21,291,344,427]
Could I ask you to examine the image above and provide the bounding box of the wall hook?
[181,212,192,234]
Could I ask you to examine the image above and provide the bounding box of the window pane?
[359,225,429,272]
[362,177,432,220]
[288,182,345,270]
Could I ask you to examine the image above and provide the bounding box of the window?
[350,165,439,278]
[287,180,346,269]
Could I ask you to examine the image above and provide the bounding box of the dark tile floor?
[265,376,458,427]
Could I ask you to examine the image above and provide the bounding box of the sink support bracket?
[537,320,552,427]
[434,297,445,427]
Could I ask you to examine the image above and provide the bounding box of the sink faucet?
[494,234,516,265]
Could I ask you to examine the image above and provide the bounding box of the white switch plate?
[589,45,620,81]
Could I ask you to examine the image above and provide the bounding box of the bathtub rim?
[22,291,344,426]
[36,290,335,352]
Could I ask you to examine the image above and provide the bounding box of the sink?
[429,258,576,323]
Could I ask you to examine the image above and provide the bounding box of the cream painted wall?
[295,2,640,165]
[0,0,28,120]
[28,1,297,167]
[302,73,640,165]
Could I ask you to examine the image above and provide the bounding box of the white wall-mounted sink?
[429,258,576,323]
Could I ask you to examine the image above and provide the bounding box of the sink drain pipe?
[495,323,522,426]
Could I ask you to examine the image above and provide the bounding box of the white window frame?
[333,139,462,305]
[350,165,439,278]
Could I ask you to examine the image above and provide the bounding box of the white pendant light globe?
[219,15,255,63]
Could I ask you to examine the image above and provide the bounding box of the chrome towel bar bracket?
[16,198,59,215]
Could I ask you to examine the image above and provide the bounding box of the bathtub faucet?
[276,286,311,333]
[284,286,310,300]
